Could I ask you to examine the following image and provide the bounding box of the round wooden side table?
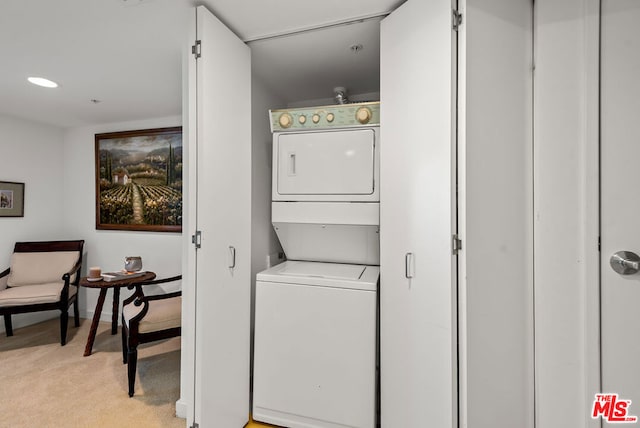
[80,271,156,356]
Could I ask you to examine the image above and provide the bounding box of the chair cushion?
[123,296,181,334]
[7,251,79,287]
[0,283,77,307]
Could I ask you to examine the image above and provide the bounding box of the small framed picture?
[0,181,25,217]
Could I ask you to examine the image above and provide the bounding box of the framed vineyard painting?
[95,127,182,232]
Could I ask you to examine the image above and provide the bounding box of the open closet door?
[380,0,457,427]
[192,5,251,428]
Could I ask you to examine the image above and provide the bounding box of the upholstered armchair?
[121,274,181,397]
[0,240,84,345]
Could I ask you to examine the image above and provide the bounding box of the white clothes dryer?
[268,102,381,265]
[272,126,380,203]
[252,260,379,428]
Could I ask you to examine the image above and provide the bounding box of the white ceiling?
[0,0,404,128]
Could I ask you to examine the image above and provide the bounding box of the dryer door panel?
[276,129,375,195]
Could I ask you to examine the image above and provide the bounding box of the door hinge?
[452,10,463,31]
[452,234,462,255]
[192,230,202,249]
[192,40,201,59]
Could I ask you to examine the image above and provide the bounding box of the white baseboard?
[81,309,119,325]
[175,398,189,419]
[1,310,116,334]
[0,312,58,333]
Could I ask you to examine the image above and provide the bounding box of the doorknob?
[610,251,640,275]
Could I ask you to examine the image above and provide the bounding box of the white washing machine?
[253,260,379,428]
[253,102,380,428]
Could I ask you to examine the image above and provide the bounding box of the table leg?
[84,288,107,357]
[111,286,120,335]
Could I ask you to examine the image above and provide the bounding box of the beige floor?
[0,317,183,428]
[0,316,288,427]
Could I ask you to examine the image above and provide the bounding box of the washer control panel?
[270,101,380,132]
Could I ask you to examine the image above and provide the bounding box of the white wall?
[286,91,380,109]
[250,74,284,346]
[248,75,285,409]
[62,115,183,323]
[458,1,534,427]
[251,76,284,289]
[534,1,600,427]
[0,115,66,332]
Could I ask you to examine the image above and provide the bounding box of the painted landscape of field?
[95,127,182,232]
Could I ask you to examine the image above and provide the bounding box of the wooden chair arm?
[59,257,83,303]
[0,268,8,290]
[61,259,83,284]
[124,275,181,326]
[145,290,182,301]
[126,288,150,325]
[125,274,182,291]
[138,274,182,287]
[125,275,182,307]
[123,288,139,307]
[69,259,83,275]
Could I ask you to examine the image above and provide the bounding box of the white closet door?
[193,5,251,428]
[601,1,640,424]
[380,0,457,427]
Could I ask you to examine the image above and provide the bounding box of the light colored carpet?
[0,317,184,428]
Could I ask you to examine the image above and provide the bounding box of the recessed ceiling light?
[27,77,58,88]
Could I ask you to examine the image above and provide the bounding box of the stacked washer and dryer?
[253,101,381,428]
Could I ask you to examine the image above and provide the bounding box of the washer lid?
[257,260,379,291]
[279,261,366,280]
